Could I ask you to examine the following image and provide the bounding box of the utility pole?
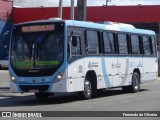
[58,0,63,18]
[70,0,74,20]
[76,0,87,21]
[103,0,111,7]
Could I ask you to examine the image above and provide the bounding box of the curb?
[0,87,9,89]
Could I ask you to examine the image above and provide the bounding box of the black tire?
[35,92,49,101]
[80,75,97,99]
[131,72,140,93]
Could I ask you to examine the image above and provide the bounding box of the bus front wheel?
[79,75,97,99]
[83,76,92,99]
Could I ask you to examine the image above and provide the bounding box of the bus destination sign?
[22,25,55,32]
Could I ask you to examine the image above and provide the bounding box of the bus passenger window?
[72,36,82,56]
[118,34,128,55]
[131,35,140,55]
[103,32,115,54]
[151,36,156,56]
[86,30,99,54]
[143,36,152,56]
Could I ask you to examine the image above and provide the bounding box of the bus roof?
[65,20,155,35]
[15,19,155,36]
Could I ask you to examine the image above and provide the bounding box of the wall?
[0,0,12,20]
[13,5,160,24]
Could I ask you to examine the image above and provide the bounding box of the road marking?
[0,85,9,88]
[0,83,9,85]
[0,83,9,84]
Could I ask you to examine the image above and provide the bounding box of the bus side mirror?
[72,36,78,47]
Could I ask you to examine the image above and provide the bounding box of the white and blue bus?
[9,19,158,100]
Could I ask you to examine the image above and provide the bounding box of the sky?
[13,0,160,7]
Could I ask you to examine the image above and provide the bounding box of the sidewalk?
[0,70,9,89]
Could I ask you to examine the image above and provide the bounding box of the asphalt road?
[0,70,160,120]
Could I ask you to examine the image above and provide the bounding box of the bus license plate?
[29,89,39,92]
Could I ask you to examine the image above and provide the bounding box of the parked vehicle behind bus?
[9,19,158,100]
[0,21,12,69]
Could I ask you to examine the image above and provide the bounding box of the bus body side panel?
[129,57,143,84]
[141,57,158,83]
[68,57,110,92]
[83,57,109,89]
[105,56,119,88]
[67,58,85,92]
[115,56,131,87]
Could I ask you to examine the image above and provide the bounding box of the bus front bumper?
[10,79,68,93]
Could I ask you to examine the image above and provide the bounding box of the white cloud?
[13,0,160,7]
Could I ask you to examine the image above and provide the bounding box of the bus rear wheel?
[131,72,140,93]
[35,92,49,101]
[122,72,140,93]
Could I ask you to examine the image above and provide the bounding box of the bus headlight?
[57,74,62,79]
[10,74,16,83]
[54,72,64,83]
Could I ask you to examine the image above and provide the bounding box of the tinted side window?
[72,36,82,56]
[118,34,128,54]
[143,36,152,55]
[151,36,157,56]
[86,30,99,54]
[103,32,115,54]
[131,35,140,55]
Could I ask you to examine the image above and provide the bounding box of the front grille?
[19,85,49,92]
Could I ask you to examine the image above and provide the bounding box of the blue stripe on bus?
[101,57,109,88]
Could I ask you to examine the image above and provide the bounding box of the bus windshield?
[10,22,64,76]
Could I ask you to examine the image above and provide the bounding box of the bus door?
[67,27,85,92]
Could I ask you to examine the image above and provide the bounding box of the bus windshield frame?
[10,22,65,77]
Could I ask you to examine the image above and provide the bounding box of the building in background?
[0,0,12,20]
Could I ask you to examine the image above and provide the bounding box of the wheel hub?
[84,81,91,96]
